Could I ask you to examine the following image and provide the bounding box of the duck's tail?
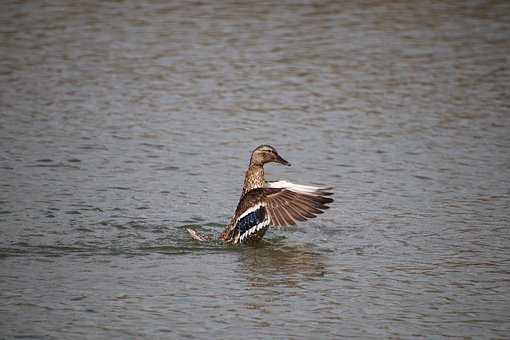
[186,227,211,242]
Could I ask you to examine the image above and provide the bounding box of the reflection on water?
[1,0,510,338]
[239,243,327,287]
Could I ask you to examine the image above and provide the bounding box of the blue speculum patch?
[238,208,266,235]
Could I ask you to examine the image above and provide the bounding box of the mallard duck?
[186,145,333,244]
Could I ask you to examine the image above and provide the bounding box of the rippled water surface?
[1,0,510,338]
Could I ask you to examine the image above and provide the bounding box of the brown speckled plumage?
[242,165,265,195]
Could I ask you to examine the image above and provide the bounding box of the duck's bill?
[276,155,291,166]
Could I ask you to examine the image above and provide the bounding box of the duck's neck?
[242,163,265,195]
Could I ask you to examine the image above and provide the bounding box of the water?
[1,0,510,338]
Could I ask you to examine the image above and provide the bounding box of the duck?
[186,145,333,244]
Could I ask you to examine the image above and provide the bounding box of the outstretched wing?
[232,181,333,242]
[264,181,333,227]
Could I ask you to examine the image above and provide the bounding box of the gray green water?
[1,0,510,338]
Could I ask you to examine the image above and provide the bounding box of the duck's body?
[187,145,333,245]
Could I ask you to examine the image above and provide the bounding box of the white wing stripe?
[267,180,329,194]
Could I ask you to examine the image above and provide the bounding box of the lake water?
[1,0,509,338]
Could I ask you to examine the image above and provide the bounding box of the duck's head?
[250,145,291,167]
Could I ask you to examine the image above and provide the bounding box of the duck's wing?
[232,193,271,243]
[263,181,333,227]
[232,182,333,242]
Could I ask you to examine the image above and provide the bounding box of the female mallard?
[187,145,333,244]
